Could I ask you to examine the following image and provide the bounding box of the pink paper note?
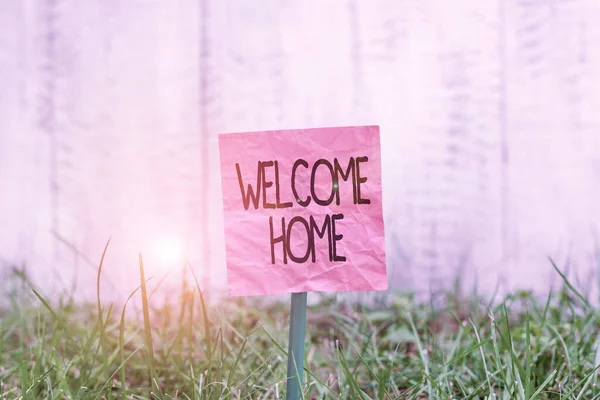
[218,126,388,296]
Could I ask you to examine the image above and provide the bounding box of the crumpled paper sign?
[218,126,388,296]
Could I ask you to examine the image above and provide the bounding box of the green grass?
[1,256,600,399]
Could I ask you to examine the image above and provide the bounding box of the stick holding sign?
[218,126,387,398]
[286,292,307,400]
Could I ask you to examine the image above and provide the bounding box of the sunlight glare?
[154,236,185,266]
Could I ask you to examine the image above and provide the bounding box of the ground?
[0,260,599,399]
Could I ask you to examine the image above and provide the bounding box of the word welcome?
[235,157,371,265]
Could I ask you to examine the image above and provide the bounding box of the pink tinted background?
[219,126,387,296]
[2,1,600,305]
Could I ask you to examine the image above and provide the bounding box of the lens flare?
[154,236,184,266]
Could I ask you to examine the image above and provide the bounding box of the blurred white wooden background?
[2,0,600,304]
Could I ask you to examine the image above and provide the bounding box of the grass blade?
[138,253,156,393]
[119,281,148,394]
[188,262,212,360]
[96,238,111,325]
[549,257,591,310]
[529,369,557,399]
[31,288,58,320]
